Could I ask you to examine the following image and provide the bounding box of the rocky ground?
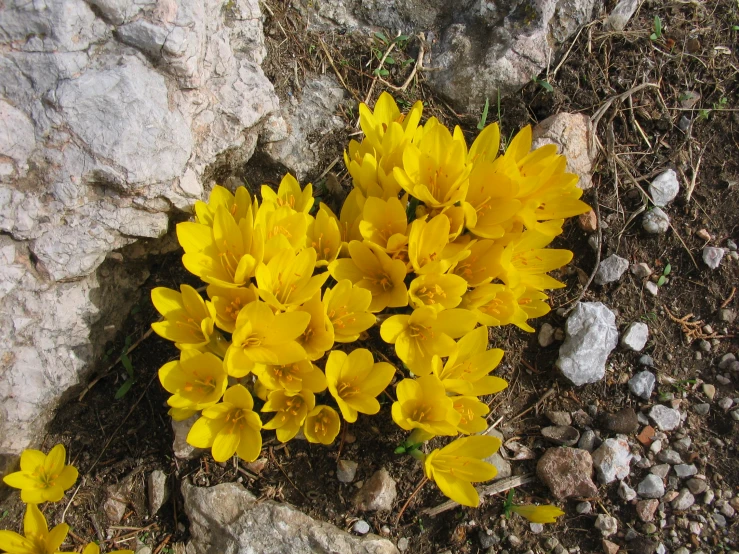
[1,0,738,553]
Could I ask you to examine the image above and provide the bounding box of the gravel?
[643,208,670,234]
[637,474,666,499]
[621,322,649,351]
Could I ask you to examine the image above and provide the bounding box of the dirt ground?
[1,0,738,553]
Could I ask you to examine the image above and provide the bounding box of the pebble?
[397,537,409,551]
[645,281,659,296]
[576,501,592,514]
[603,407,640,434]
[530,523,544,534]
[702,246,725,269]
[649,169,680,206]
[674,464,698,478]
[596,254,630,285]
[629,371,656,400]
[713,513,727,528]
[337,460,358,483]
[578,210,598,232]
[539,323,556,347]
[352,520,370,535]
[602,539,620,554]
[702,384,716,401]
[147,469,169,517]
[545,411,573,426]
[619,480,638,501]
[674,548,690,554]
[649,405,682,431]
[704,489,715,505]
[592,438,633,484]
[689,521,702,536]
[637,426,656,446]
[720,501,736,517]
[541,426,580,447]
[731,410,739,421]
[638,475,665,499]
[638,355,655,367]
[719,308,736,323]
[716,374,731,385]
[697,339,711,352]
[650,464,670,479]
[656,450,682,465]
[728,239,738,250]
[621,322,649,351]
[508,535,522,547]
[536,448,599,499]
[718,353,736,369]
[595,514,618,537]
[718,397,734,410]
[693,403,710,416]
[353,468,397,511]
[696,228,712,241]
[672,489,696,510]
[631,263,653,279]
[643,208,670,234]
[636,499,659,522]
[672,437,692,453]
[687,478,707,495]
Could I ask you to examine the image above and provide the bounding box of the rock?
[545,411,572,426]
[650,464,669,478]
[602,539,620,554]
[637,475,665,499]
[628,537,658,554]
[671,437,691,453]
[697,339,711,352]
[532,113,595,189]
[645,281,659,296]
[630,263,653,279]
[702,384,716,401]
[396,538,409,551]
[619,480,637,501]
[595,255,630,285]
[696,228,712,241]
[607,0,639,30]
[576,501,592,514]
[648,405,682,431]
[719,397,734,410]
[656,450,682,465]
[353,469,397,512]
[595,514,618,537]
[337,460,358,483]
[483,428,512,480]
[541,426,580,447]
[642,208,670,234]
[672,489,695,510]
[702,246,725,269]
[719,308,736,323]
[578,210,598,232]
[352,520,370,535]
[182,481,398,553]
[648,170,680,207]
[556,302,619,386]
[719,353,737,369]
[592,438,633,484]
[636,426,655,446]
[577,429,599,452]
[539,323,556,347]
[172,416,203,460]
[536,447,598,499]
[638,355,654,367]
[147,470,169,517]
[603,408,639,434]
[629,372,656,400]
[636,499,659,522]
[674,464,698,478]
[693,403,710,416]
[104,470,146,524]
[621,323,649,352]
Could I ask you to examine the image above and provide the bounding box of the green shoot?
[477,97,490,130]
[115,336,137,399]
[533,75,554,93]
[650,15,662,41]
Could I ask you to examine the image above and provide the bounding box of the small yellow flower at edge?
[3,444,78,504]
[510,504,565,524]
[83,542,134,554]
[0,503,69,554]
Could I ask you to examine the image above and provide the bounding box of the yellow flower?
[344,140,384,198]
[187,384,263,462]
[452,396,490,434]
[510,504,565,524]
[467,122,501,165]
[358,92,422,155]
[380,307,478,376]
[255,247,330,311]
[179,204,264,287]
[252,359,327,393]
[254,203,311,262]
[224,300,310,375]
[2,445,78,505]
[408,273,468,311]
[449,239,503,287]
[0,503,69,554]
[408,214,470,275]
[517,286,552,322]
[325,349,395,423]
[83,543,134,554]
[158,350,228,420]
[261,173,314,213]
[308,206,342,266]
[194,184,254,227]
[328,240,408,312]
[295,291,335,361]
[393,118,470,209]
[322,280,376,343]
[463,160,521,239]
[433,326,508,396]
[358,196,409,253]
[262,389,316,442]
[151,285,216,350]
[303,405,341,445]
[206,283,258,333]
[499,223,573,291]
[462,284,530,330]
[424,435,500,507]
[391,375,461,436]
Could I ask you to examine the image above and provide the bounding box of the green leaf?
[539,80,554,92]
[394,446,407,454]
[663,263,671,276]
[374,32,389,44]
[385,56,395,65]
[396,34,411,42]
[654,15,662,37]
[657,275,666,286]
[477,97,490,130]
[115,379,135,400]
[650,32,657,41]
[121,351,134,377]
[406,197,420,223]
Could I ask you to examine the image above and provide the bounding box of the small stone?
[595,514,618,537]
[592,438,633,484]
[637,475,665,499]
[718,353,736,369]
[696,228,712,241]
[147,470,169,517]
[689,521,702,536]
[702,384,716,401]
[649,169,680,207]
[697,339,711,352]
[578,210,598,232]
[731,410,739,421]
[602,539,620,554]
[629,536,658,554]
[680,90,702,109]
[397,537,409,551]
[702,246,725,269]
[508,535,522,547]
[694,403,710,415]
[603,407,639,434]
[728,239,738,250]
[478,530,497,549]
[571,409,593,427]
[619,480,637,501]
[650,464,670,479]
[636,499,659,522]
[545,411,573,426]
[719,397,734,410]
[536,447,599,499]
[607,0,639,30]
[637,426,656,446]
[482,428,511,480]
[678,115,691,132]
[539,323,556,347]
[530,523,544,534]
[337,460,358,483]
[657,450,682,465]
[629,372,656,401]
[720,502,736,517]
[649,405,682,431]
[719,308,736,323]
[687,478,707,495]
[713,513,727,527]
[674,548,690,554]
[352,520,370,535]
[650,440,662,454]
[638,355,654,367]
[576,501,592,514]
[645,281,659,296]
[671,437,692,453]
[172,416,203,460]
[643,208,670,234]
[578,429,599,452]
[541,426,581,447]
[704,488,715,505]
[353,468,397,511]
[716,374,730,385]
[631,263,653,279]
[621,323,649,352]
[596,254,630,285]
[672,489,695,510]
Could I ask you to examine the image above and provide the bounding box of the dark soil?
[2,0,738,553]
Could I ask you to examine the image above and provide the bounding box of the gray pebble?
[674,464,698,478]
[352,520,370,535]
[718,353,736,370]
[643,208,670,234]
[576,501,592,514]
[657,450,682,465]
[397,537,409,551]
[687,478,707,495]
[694,403,710,415]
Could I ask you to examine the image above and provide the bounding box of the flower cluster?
[1,444,132,554]
[152,92,589,509]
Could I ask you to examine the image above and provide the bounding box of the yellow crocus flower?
[158,350,228,420]
[358,196,408,251]
[2,445,78,505]
[320,189,366,255]
[224,300,310,374]
[187,384,263,462]
[462,284,526,329]
[328,240,408,312]
[467,122,501,165]
[252,359,327,394]
[308,206,342,266]
[408,273,468,311]
[194,184,254,227]
[303,405,341,445]
[434,326,508,396]
[151,284,216,351]
[358,92,422,155]
[255,247,330,311]
[344,140,384,198]
[463,160,521,239]
[452,396,490,434]
[510,504,565,523]
[325,349,395,423]
[206,283,258,333]
[322,280,376,343]
[0,503,70,554]
[254,203,311,262]
[262,389,315,442]
[449,239,503,287]
[261,173,314,214]
[408,213,470,275]
[391,375,461,436]
[294,291,335,361]
[380,307,477,376]
[424,435,501,507]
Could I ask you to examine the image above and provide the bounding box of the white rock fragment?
[645,281,659,296]
[643,208,670,234]
[621,322,649,351]
[595,254,630,285]
[592,437,633,484]
[637,474,665,499]
[648,169,680,207]
[702,246,725,270]
[337,460,358,483]
[630,263,653,279]
[595,514,618,537]
[629,371,656,400]
[607,0,639,31]
[619,480,637,501]
[649,405,682,431]
[538,323,556,347]
[147,470,169,517]
[531,113,595,189]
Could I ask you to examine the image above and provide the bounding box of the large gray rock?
[0,0,278,465]
[182,481,399,554]
[299,0,597,110]
[556,302,619,386]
